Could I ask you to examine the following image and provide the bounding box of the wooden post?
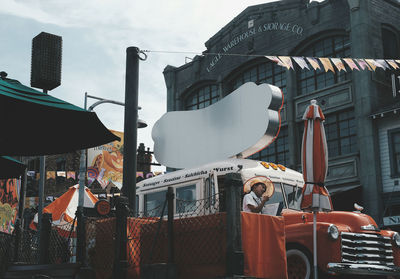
[113,196,129,279]
[224,173,244,276]
[39,213,52,264]
[167,187,176,278]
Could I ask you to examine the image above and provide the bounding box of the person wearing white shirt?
[243,181,270,213]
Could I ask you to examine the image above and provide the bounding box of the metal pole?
[122,47,140,213]
[76,92,88,264]
[78,92,88,209]
[313,212,318,279]
[37,155,45,247]
[38,88,48,250]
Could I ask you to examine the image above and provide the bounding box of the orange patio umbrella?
[300,99,332,279]
[31,184,98,228]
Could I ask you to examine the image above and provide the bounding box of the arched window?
[297,35,350,95]
[228,59,288,165]
[230,60,287,95]
[184,84,219,111]
[382,27,400,59]
[249,127,289,165]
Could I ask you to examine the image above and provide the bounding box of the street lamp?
[77,93,147,209]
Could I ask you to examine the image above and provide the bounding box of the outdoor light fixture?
[327,224,339,240]
[393,232,400,247]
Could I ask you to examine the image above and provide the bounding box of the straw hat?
[243,176,274,198]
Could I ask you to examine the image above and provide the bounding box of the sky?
[0,0,322,172]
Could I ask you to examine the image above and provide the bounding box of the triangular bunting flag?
[306,57,321,70]
[356,59,372,71]
[331,58,346,72]
[278,56,294,69]
[343,58,360,71]
[265,56,286,67]
[293,57,310,70]
[395,60,400,65]
[365,59,378,71]
[386,60,399,69]
[375,59,389,69]
[319,58,335,72]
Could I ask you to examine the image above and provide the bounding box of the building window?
[382,27,400,59]
[185,85,219,110]
[230,61,287,95]
[297,35,351,95]
[297,110,357,159]
[249,127,289,165]
[325,110,357,157]
[56,158,66,171]
[388,128,400,177]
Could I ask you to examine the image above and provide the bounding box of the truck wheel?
[286,248,311,279]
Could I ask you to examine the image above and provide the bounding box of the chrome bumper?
[327,263,400,276]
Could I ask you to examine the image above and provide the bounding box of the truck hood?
[282,209,380,232]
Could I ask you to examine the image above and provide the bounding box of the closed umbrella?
[300,99,332,279]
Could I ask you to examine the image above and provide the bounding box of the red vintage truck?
[136,158,400,278]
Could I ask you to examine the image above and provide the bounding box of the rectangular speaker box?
[31,32,62,91]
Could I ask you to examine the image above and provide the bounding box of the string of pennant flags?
[143,49,400,73]
[265,55,400,72]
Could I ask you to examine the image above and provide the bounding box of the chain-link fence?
[86,217,116,279]
[125,192,227,279]
[175,193,226,278]
[0,232,14,274]
[16,228,38,264]
[49,222,76,264]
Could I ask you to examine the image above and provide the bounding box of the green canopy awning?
[0,156,26,179]
[0,77,120,155]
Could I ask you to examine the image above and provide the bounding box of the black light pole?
[122,47,146,214]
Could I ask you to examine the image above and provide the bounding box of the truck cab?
[136,158,400,278]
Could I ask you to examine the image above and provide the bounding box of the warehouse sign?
[206,21,304,72]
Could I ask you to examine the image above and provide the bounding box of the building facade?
[163,0,400,224]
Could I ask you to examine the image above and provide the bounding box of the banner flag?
[265,55,399,73]
[265,56,287,67]
[46,171,55,180]
[343,58,359,71]
[0,179,20,234]
[307,57,321,70]
[365,59,378,71]
[375,59,390,69]
[67,171,76,180]
[319,58,335,72]
[356,59,372,71]
[386,60,399,69]
[331,58,346,72]
[293,57,310,70]
[278,56,294,69]
[87,130,124,189]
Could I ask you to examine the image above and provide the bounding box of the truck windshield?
[282,184,302,210]
[264,183,286,213]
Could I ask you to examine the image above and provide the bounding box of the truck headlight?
[393,232,400,247]
[328,224,339,240]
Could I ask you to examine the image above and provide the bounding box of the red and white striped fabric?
[300,100,332,211]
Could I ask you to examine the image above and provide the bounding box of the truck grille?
[341,232,394,266]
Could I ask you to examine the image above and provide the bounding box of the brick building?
[163,0,400,225]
